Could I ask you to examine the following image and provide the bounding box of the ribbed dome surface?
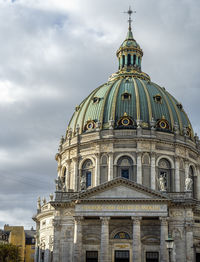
[67,77,193,137]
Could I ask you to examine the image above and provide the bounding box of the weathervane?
[124,6,136,30]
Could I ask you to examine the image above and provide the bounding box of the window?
[127,54,131,66]
[81,159,93,190]
[86,251,98,262]
[93,97,100,104]
[133,54,136,65]
[117,156,134,181]
[122,55,125,67]
[122,92,131,100]
[153,94,162,103]
[86,171,92,188]
[114,232,130,239]
[121,169,129,179]
[146,252,159,262]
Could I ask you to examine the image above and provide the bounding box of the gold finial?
[124,6,136,30]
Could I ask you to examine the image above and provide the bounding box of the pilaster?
[72,157,78,191]
[100,216,110,262]
[136,152,142,184]
[150,152,156,190]
[159,217,168,262]
[95,153,100,186]
[108,152,114,181]
[175,156,180,192]
[185,222,194,262]
[73,216,83,262]
[52,219,61,262]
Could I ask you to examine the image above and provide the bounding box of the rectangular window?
[121,169,129,179]
[115,250,129,262]
[86,171,92,188]
[196,253,200,262]
[86,251,98,262]
[146,252,159,262]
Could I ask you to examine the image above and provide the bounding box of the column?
[175,157,180,192]
[73,217,83,262]
[125,55,128,66]
[137,152,142,184]
[95,153,100,186]
[160,217,168,262]
[132,217,141,262]
[151,153,156,190]
[108,153,114,181]
[72,157,78,191]
[100,217,110,262]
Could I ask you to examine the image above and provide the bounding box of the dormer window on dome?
[122,92,131,100]
[153,94,162,103]
[117,113,135,128]
[93,97,100,104]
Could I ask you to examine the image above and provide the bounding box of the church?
[33,8,200,262]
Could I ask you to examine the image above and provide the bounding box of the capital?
[159,217,168,226]
[74,216,84,224]
[100,216,110,225]
[131,216,142,225]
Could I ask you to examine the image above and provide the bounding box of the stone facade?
[33,128,200,262]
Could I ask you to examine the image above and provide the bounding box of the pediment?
[79,178,169,201]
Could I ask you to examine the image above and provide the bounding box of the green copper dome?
[66,26,193,139]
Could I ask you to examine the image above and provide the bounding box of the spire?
[124,6,136,39]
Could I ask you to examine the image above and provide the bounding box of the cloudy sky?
[0,0,200,229]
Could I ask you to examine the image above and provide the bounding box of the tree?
[0,243,21,262]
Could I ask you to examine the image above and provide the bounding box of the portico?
[70,178,170,262]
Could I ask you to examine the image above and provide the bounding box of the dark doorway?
[196,253,200,262]
[146,252,159,262]
[115,250,129,262]
[86,251,98,262]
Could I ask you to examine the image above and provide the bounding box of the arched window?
[127,54,131,66]
[114,232,130,239]
[122,55,125,67]
[117,156,134,181]
[81,159,93,190]
[62,167,66,184]
[133,54,136,65]
[158,159,172,192]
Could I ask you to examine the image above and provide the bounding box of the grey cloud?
[0,0,199,228]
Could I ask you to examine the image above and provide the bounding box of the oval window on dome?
[153,94,162,103]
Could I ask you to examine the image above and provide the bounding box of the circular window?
[122,118,130,126]
[159,120,167,129]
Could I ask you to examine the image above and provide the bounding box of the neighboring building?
[1,225,35,262]
[33,9,200,262]
[0,229,9,243]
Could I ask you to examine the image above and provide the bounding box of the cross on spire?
[124,6,136,31]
